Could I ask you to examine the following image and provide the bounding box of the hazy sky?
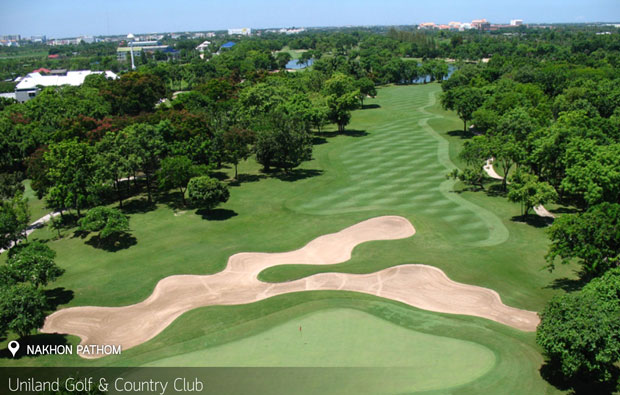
[1,0,619,38]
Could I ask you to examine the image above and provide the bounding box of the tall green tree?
[323,72,360,133]
[537,268,620,384]
[158,156,197,205]
[222,127,254,179]
[124,123,166,204]
[0,284,48,339]
[507,170,557,217]
[546,203,619,277]
[0,192,30,250]
[44,140,96,216]
[355,77,377,107]
[441,86,485,132]
[4,241,62,288]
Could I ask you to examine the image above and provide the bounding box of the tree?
[324,73,360,133]
[546,203,619,278]
[355,77,377,107]
[94,131,133,209]
[275,52,292,69]
[254,111,312,172]
[537,268,620,383]
[447,167,486,191]
[78,206,130,245]
[308,94,329,132]
[102,71,166,116]
[222,127,254,179]
[187,176,230,211]
[5,241,63,288]
[487,133,521,191]
[507,170,557,217]
[158,156,197,205]
[44,140,96,216]
[441,86,485,132]
[561,140,620,208]
[0,192,30,250]
[0,284,48,339]
[123,123,165,204]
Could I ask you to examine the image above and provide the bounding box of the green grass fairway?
[1,83,574,393]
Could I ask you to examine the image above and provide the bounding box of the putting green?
[146,308,496,391]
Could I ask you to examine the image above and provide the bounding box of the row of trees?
[440,45,619,388]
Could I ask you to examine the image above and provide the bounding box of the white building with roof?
[228,28,251,36]
[14,70,118,102]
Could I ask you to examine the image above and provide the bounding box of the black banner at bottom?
[0,367,425,394]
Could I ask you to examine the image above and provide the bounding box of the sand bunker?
[42,216,539,358]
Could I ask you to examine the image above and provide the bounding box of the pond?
[285,58,314,70]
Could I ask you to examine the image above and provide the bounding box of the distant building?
[14,70,118,102]
[0,35,21,41]
[30,35,46,43]
[116,41,178,61]
[78,36,95,44]
[510,19,523,26]
[471,19,491,31]
[418,22,436,29]
[195,40,211,52]
[216,41,236,55]
[228,28,251,36]
[278,28,306,34]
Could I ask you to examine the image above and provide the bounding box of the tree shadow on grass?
[551,206,580,215]
[196,208,238,221]
[209,171,229,181]
[273,169,323,182]
[362,103,381,109]
[510,214,554,228]
[484,183,507,198]
[312,136,328,145]
[0,334,71,360]
[85,233,137,252]
[446,129,474,139]
[44,287,74,310]
[159,191,186,211]
[540,362,620,394]
[71,229,90,240]
[229,173,267,187]
[315,129,368,138]
[121,198,156,215]
[545,276,589,292]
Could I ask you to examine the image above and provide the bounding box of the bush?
[187,176,229,211]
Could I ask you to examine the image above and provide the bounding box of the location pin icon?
[8,340,19,357]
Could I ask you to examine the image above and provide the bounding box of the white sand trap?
[42,216,539,358]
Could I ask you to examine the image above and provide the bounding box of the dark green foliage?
[222,127,254,179]
[254,114,312,172]
[4,241,62,288]
[187,176,230,211]
[0,283,48,338]
[158,156,199,204]
[78,206,130,242]
[546,203,620,277]
[537,268,620,383]
[0,192,30,250]
[507,170,557,217]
